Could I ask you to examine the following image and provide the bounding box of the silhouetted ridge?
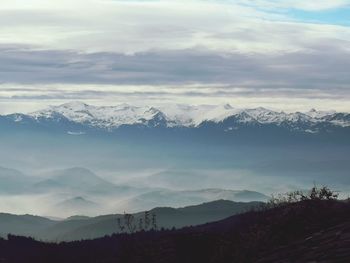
[1,199,350,262]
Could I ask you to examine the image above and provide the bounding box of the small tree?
[314,185,338,200]
[144,211,151,231]
[117,211,158,234]
[117,217,125,233]
[151,213,158,230]
[117,212,137,234]
[124,213,137,233]
[117,211,159,234]
[138,218,144,231]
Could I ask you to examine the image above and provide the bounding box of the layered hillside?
[1,199,349,262]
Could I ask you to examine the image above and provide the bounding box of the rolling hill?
[0,200,261,241]
[123,189,269,211]
[0,213,56,238]
[0,167,37,194]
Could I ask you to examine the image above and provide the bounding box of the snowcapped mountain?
[1,101,350,134]
[30,102,168,129]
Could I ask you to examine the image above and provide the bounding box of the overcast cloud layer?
[0,0,349,113]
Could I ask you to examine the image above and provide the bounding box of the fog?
[1,163,349,217]
[0,130,349,217]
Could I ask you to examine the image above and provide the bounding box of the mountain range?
[1,101,349,135]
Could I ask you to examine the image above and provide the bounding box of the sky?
[0,0,350,113]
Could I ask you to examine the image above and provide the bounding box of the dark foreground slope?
[1,200,350,263]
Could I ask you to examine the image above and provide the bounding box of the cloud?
[0,43,349,113]
[1,44,350,87]
[0,0,349,112]
[238,0,350,11]
[0,0,349,54]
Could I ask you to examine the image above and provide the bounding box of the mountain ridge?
[0,199,262,241]
[1,101,349,134]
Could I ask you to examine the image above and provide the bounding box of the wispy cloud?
[244,0,350,11]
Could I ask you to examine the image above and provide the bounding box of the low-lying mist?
[1,131,349,217]
[0,164,349,218]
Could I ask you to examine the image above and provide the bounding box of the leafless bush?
[266,185,338,209]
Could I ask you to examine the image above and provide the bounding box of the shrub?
[266,185,338,209]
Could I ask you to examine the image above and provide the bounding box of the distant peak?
[53,167,98,179]
[305,108,336,118]
[223,103,233,110]
[59,196,96,204]
[253,106,270,111]
[58,101,89,109]
[65,167,94,173]
[72,196,86,201]
[147,107,161,113]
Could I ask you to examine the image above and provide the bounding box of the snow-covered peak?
[31,102,167,129]
[305,108,336,119]
[59,101,89,110]
[223,103,233,110]
[245,107,283,124]
[157,103,242,126]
